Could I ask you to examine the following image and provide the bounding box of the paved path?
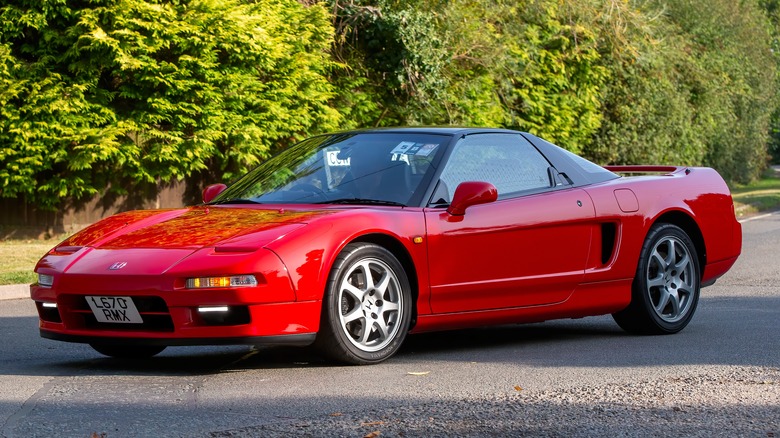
[0,284,27,301]
[0,212,777,437]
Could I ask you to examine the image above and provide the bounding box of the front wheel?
[315,243,412,365]
[613,223,701,335]
[90,344,166,359]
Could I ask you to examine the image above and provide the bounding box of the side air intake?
[601,222,617,265]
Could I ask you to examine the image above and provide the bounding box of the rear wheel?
[613,223,701,334]
[90,344,166,358]
[315,243,412,365]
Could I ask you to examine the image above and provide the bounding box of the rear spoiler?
[604,165,690,175]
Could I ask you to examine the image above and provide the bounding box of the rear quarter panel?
[584,167,741,284]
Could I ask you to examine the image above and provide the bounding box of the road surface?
[1,214,778,437]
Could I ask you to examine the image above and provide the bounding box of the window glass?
[434,133,551,204]
[212,133,446,206]
[557,144,617,176]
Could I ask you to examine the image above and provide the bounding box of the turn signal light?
[185,275,257,289]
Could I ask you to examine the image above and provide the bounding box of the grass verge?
[731,169,780,217]
[0,240,57,286]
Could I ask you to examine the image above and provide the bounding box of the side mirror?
[447,181,498,216]
[202,183,228,204]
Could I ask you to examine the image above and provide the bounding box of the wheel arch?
[351,233,419,329]
[652,210,706,273]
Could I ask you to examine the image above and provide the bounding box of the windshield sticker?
[326,150,350,167]
[392,141,440,157]
[415,143,438,157]
[390,141,417,155]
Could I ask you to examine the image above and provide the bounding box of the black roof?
[319,127,618,188]
[333,126,524,136]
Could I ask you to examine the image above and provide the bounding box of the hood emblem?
[108,262,128,271]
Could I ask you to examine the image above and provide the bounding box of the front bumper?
[32,284,322,347]
[40,330,316,347]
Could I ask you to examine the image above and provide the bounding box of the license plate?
[86,296,143,324]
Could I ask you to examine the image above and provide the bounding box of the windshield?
[211,132,450,206]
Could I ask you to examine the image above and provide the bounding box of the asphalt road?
[0,214,778,437]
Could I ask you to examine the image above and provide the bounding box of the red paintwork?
[447,181,498,215]
[202,184,227,204]
[31,163,741,347]
[425,188,595,313]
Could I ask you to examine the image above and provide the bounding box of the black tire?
[90,344,166,359]
[613,223,701,335]
[315,243,412,365]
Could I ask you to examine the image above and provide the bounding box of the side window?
[434,133,552,203]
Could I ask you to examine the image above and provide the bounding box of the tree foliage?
[591,0,777,182]
[330,0,779,181]
[328,0,609,153]
[0,0,338,209]
[1,0,779,213]
[759,0,780,164]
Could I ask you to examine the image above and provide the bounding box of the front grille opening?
[130,296,169,313]
[36,302,62,323]
[82,313,175,332]
[60,294,174,332]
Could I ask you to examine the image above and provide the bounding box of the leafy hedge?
[1,0,778,210]
[1,0,338,209]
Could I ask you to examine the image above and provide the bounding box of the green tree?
[498,0,608,154]
[584,0,711,167]
[759,0,780,164]
[0,0,339,209]
[329,0,608,153]
[589,0,778,182]
[657,0,776,182]
[3,0,777,212]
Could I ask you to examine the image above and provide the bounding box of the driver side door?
[424,133,596,313]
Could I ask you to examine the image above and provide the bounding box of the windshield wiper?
[209,199,262,205]
[317,198,405,206]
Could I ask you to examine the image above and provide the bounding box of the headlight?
[185,275,258,289]
[38,273,54,288]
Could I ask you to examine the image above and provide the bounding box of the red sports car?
[31,128,742,364]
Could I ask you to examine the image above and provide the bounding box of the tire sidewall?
[634,224,701,333]
[322,243,412,364]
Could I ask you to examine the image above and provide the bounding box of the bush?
[0,0,339,209]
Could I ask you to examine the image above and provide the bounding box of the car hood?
[56,206,333,251]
